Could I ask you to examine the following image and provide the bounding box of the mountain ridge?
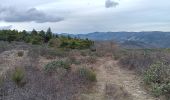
[60,31,170,48]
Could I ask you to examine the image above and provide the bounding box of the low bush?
[48,38,61,48]
[77,67,96,82]
[17,51,24,57]
[80,50,88,56]
[0,76,3,85]
[44,60,71,73]
[119,50,158,73]
[86,56,97,64]
[11,67,25,85]
[41,49,58,59]
[0,41,9,53]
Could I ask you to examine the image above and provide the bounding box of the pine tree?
[45,27,52,42]
[39,30,46,42]
[31,29,38,36]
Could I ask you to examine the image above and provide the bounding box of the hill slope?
[62,31,170,48]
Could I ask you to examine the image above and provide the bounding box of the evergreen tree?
[45,27,53,42]
[39,30,46,42]
[31,29,38,36]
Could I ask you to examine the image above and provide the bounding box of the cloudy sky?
[0,0,170,34]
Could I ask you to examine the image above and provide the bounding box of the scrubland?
[0,34,169,100]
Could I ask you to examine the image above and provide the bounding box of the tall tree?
[39,30,46,42]
[31,29,38,36]
[45,27,53,42]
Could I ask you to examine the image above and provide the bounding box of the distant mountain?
[60,31,170,48]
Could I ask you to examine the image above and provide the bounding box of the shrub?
[31,36,43,45]
[0,41,9,53]
[86,56,97,64]
[90,46,96,52]
[12,67,25,85]
[41,49,58,59]
[68,56,81,65]
[119,50,157,73]
[112,51,123,60]
[144,62,170,97]
[48,38,61,48]
[44,60,71,73]
[77,67,96,82]
[0,76,3,85]
[151,83,164,97]
[17,51,24,57]
[144,62,170,84]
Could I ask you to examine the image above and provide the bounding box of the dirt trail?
[81,58,159,100]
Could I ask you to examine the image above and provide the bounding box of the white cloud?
[0,0,170,33]
[105,0,119,8]
[0,6,64,23]
[0,25,12,30]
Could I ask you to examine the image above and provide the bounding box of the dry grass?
[105,84,132,100]
[0,43,97,100]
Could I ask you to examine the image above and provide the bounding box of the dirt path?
[81,58,159,100]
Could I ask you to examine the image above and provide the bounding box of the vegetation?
[0,28,93,49]
[12,67,25,85]
[2,30,170,99]
[144,62,170,97]
[77,67,96,82]
[118,49,170,98]
[86,56,97,64]
[44,60,71,73]
[17,51,24,57]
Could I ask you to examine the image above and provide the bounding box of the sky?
[0,0,170,34]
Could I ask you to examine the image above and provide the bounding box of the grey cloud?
[0,25,12,30]
[105,0,119,8]
[0,7,64,23]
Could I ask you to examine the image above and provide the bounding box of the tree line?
[0,28,94,49]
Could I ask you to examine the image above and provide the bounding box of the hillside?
[0,41,161,100]
[62,31,170,48]
[0,30,169,100]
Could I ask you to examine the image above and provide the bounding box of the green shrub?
[59,36,93,49]
[151,83,164,97]
[77,67,96,82]
[17,51,24,57]
[12,67,25,85]
[144,62,170,97]
[44,60,71,73]
[144,62,169,84]
[31,36,43,45]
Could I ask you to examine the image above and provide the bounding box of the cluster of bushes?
[144,62,170,97]
[0,65,94,100]
[44,60,96,82]
[59,36,94,49]
[119,49,170,98]
[44,60,71,73]
[0,29,94,50]
[77,67,96,82]
[119,49,162,73]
